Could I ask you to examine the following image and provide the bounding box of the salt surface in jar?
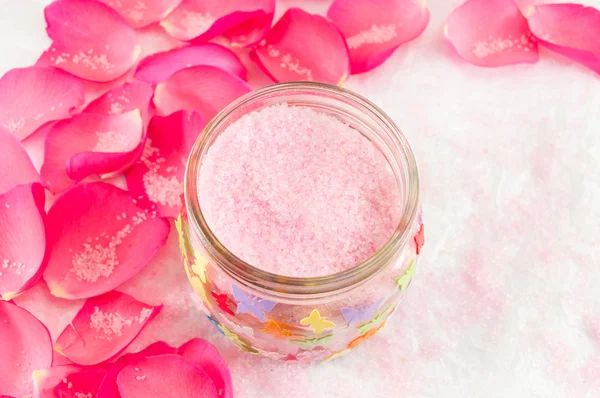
[178,82,423,362]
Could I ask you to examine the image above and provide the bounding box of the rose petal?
[251,8,350,84]
[97,341,177,398]
[161,0,274,46]
[97,0,184,29]
[444,0,539,67]
[84,81,154,117]
[55,290,162,365]
[0,129,40,194]
[125,111,204,218]
[135,44,247,85]
[32,365,82,398]
[39,0,141,82]
[528,4,600,74]
[117,355,218,397]
[0,184,47,301]
[0,67,84,140]
[327,0,430,74]
[40,110,144,194]
[43,182,170,299]
[53,368,108,398]
[178,339,233,398]
[0,301,52,397]
[153,65,251,119]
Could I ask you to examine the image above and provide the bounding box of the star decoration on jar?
[211,291,235,316]
[348,320,387,349]
[260,320,303,339]
[395,259,416,291]
[300,309,336,334]
[192,250,208,283]
[358,306,392,335]
[289,334,334,350]
[231,285,277,322]
[414,224,424,255]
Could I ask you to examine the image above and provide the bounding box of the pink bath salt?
[198,104,402,277]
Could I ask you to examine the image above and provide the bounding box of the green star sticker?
[395,259,416,291]
[289,334,334,350]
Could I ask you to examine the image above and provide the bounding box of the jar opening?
[184,82,420,299]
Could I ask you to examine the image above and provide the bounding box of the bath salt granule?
[198,104,402,277]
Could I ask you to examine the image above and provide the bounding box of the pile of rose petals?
[445,0,600,73]
[1,0,598,396]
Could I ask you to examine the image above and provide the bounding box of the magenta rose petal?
[40,110,144,194]
[97,342,177,398]
[444,0,539,67]
[0,129,40,194]
[39,0,141,82]
[117,355,218,398]
[160,0,275,46]
[84,81,154,117]
[251,8,350,85]
[178,339,233,398]
[53,368,109,398]
[97,0,184,29]
[0,67,84,140]
[43,182,170,299]
[0,301,52,397]
[0,184,47,301]
[153,65,251,119]
[32,365,82,398]
[55,291,162,365]
[125,111,204,218]
[528,4,600,74]
[134,44,247,85]
[327,0,430,74]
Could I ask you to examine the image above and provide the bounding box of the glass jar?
[178,82,423,362]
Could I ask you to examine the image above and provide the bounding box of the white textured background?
[3,0,600,397]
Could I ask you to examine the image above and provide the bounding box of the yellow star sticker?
[395,259,416,291]
[220,324,257,353]
[175,214,190,262]
[192,250,208,283]
[190,275,212,308]
[300,309,336,334]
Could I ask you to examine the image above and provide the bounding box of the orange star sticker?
[260,320,303,339]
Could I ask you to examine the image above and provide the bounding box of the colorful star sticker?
[414,224,424,255]
[261,320,303,339]
[219,324,258,353]
[211,291,235,316]
[358,306,392,335]
[175,214,191,262]
[289,334,334,350]
[348,320,387,349]
[190,275,212,308]
[395,259,416,291]
[300,309,336,334]
[192,250,208,283]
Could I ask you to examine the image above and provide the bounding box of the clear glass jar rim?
[184,81,420,297]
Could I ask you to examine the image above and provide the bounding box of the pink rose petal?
[178,338,233,398]
[97,0,184,29]
[0,67,84,140]
[0,129,39,194]
[251,8,350,84]
[97,341,177,398]
[0,184,47,301]
[445,0,539,67]
[55,290,162,365]
[84,81,154,118]
[40,110,144,194]
[528,4,600,74]
[0,301,52,397]
[153,65,251,119]
[40,0,141,82]
[327,0,430,74]
[161,0,274,46]
[53,367,108,398]
[32,365,82,398]
[125,111,204,218]
[135,44,247,85]
[43,182,170,299]
[117,355,218,397]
